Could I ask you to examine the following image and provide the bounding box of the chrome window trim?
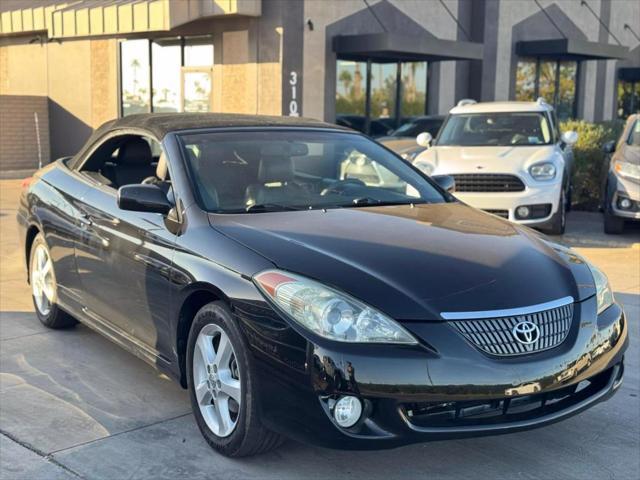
[440,296,574,320]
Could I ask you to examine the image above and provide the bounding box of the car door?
[74,136,177,356]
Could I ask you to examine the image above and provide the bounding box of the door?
[74,182,176,354]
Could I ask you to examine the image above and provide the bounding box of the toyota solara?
[17,114,627,457]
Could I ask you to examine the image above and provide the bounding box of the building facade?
[0,0,639,170]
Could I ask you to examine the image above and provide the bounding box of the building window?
[617,80,640,118]
[515,57,579,120]
[335,59,428,136]
[119,36,214,116]
[120,39,151,116]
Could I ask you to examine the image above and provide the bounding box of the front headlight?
[254,270,417,344]
[401,147,426,162]
[414,161,435,176]
[586,262,614,314]
[613,160,640,180]
[529,162,556,181]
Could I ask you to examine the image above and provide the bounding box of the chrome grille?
[448,302,574,356]
[452,174,526,192]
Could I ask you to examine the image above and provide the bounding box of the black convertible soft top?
[69,113,349,169]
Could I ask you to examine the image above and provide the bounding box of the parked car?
[413,99,578,234]
[17,113,626,457]
[335,114,392,137]
[600,114,640,233]
[378,115,445,160]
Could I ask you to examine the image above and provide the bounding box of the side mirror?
[416,132,433,147]
[117,184,172,215]
[602,140,616,154]
[561,130,578,146]
[432,174,456,193]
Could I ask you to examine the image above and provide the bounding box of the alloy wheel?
[192,324,242,437]
[31,244,56,316]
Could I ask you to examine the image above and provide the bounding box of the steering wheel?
[321,178,367,196]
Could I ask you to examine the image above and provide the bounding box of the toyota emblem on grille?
[512,321,540,345]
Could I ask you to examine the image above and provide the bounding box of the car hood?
[209,203,594,321]
[378,137,418,153]
[417,145,558,174]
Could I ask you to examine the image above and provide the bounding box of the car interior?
[79,134,173,198]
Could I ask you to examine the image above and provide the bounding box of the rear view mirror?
[117,184,172,215]
[432,174,456,193]
[416,132,433,147]
[561,131,578,146]
[602,140,616,154]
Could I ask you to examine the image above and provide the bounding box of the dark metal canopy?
[333,33,483,63]
[516,39,629,61]
[619,67,640,82]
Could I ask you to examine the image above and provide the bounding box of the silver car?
[601,114,640,234]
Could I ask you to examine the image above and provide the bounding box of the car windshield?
[436,112,552,146]
[179,130,446,213]
[390,119,443,138]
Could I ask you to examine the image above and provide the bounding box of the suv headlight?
[254,270,417,344]
[586,262,614,314]
[529,162,556,181]
[614,160,640,180]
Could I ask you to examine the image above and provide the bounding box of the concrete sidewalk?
[1,179,638,480]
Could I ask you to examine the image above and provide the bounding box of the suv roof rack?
[536,97,549,106]
[456,99,477,107]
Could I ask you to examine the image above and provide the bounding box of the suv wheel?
[187,301,283,457]
[544,188,566,235]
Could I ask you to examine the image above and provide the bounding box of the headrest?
[117,137,152,165]
[156,152,168,180]
[258,155,294,183]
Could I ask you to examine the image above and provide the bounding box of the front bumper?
[454,180,562,226]
[607,173,640,220]
[249,295,627,450]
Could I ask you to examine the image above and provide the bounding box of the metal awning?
[619,67,640,82]
[0,0,261,39]
[333,33,483,63]
[516,39,628,61]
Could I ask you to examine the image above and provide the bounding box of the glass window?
[556,61,577,120]
[437,113,553,147]
[184,37,214,67]
[179,130,446,213]
[515,59,537,101]
[514,58,578,120]
[120,36,213,116]
[538,60,557,105]
[336,60,367,124]
[617,81,639,119]
[399,62,427,119]
[370,63,397,127]
[152,38,181,113]
[121,40,151,116]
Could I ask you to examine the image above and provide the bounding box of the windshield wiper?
[348,197,426,208]
[245,203,306,213]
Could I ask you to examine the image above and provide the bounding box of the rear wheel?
[29,233,77,329]
[187,301,283,457]
[604,211,625,234]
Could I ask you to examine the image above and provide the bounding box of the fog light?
[619,198,632,210]
[516,206,530,219]
[333,396,362,428]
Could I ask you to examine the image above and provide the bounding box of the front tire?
[543,188,567,235]
[29,233,77,329]
[186,301,283,457]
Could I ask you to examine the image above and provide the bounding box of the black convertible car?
[17,113,627,457]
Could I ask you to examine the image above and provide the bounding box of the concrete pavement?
[1,179,638,479]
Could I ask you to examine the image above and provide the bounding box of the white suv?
[413,99,578,234]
